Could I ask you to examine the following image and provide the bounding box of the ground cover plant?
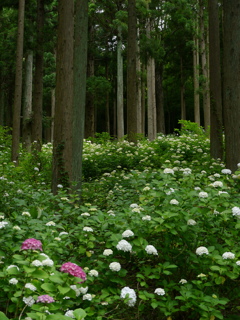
[1,125,240,320]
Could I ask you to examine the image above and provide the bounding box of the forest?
[1,1,240,319]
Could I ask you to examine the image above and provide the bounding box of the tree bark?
[223,0,240,171]
[11,0,25,163]
[156,63,165,134]
[117,25,124,139]
[72,0,88,193]
[52,0,74,193]
[127,0,138,142]
[208,0,223,159]
[193,34,200,125]
[22,49,33,151]
[32,0,44,151]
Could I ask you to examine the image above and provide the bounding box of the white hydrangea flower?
[197,273,207,278]
[236,261,240,266]
[145,245,158,255]
[170,199,179,205]
[120,287,137,306]
[13,226,21,230]
[132,207,141,213]
[103,249,113,256]
[79,286,88,294]
[0,215,4,219]
[70,285,81,297]
[59,231,68,236]
[222,252,235,259]
[163,168,174,174]
[9,278,18,284]
[42,259,54,267]
[143,186,151,191]
[0,221,8,229]
[109,262,121,272]
[81,212,90,217]
[187,219,197,226]
[198,192,208,198]
[196,246,209,256]
[221,169,232,174]
[122,230,134,238]
[54,237,61,241]
[116,240,132,252]
[31,260,43,267]
[130,203,139,208]
[22,211,31,217]
[25,283,37,291]
[212,181,223,188]
[88,269,98,277]
[7,265,19,270]
[46,221,56,226]
[232,207,240,216]
[154,288,165,295]
[142,215,151,221]
[82,293,92,301]
[65,310,75,318]
[83,227,93,232]
[179,279,187,284]
[23,296,35,306]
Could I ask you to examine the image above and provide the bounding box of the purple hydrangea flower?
[37,295,55,303]
[21,238,43,251]
[60,262,86,282]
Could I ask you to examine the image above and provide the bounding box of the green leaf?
[58,285,71,295]
[73,309,87,320]
[49,274,64,284]
[31,269,49,279]
[41,283,56,292]
[151,301,159,309]
[0,312,9,320]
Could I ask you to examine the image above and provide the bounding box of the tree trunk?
[146,17,157,141]
[117,25,124,140]
[0,71,5,125]
[52,0,74,193]
[141,63,146,135]
[223,0,240,171]
[127,0,138,142]
[200,0,210,129]
[180,57,186,121]
[32,0,44,151]
[85,23,95,138]
[72,0,88,193]
[136,24,142,135]
[11,0,25,163]
[156,63,165,134]
[22,49,33,151]
[193,34,200,125]
[208,0,223,160]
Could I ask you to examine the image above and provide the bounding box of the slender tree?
[222,0,240,171]
[208,0,223,159]
[117,25,124,139]
[72,0,88,193]
[32,0,44,151]
[11,0,25,163]
[127,0,138,142]
[52,0,74,193]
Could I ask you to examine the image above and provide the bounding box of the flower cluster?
[154,288,165,295]
[187,219,197,226]
[60,262,87,282]
[103,249,113,256]
[122,230,134,238]
[222,252,235,259]
[120,287,137,306]
[196,246,209,256]
[145,245,158,255]
[116,240,132,252]
[198,192,208,198]
[232,207,240,217]
[37,295,55,303]
[109,262,121,272]
[21,238,43,251]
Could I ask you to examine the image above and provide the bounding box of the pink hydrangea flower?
[37,295,55,303]
[60,262,87,282]
[21,238,43,251]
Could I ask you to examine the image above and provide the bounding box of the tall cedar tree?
[223,0,240,171]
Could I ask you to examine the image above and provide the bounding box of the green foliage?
[175,119,208,137]
[2,126,240,319]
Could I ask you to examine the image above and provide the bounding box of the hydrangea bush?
[1,126,240,319]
